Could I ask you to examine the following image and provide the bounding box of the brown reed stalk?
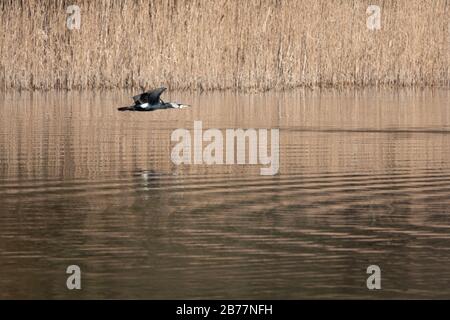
[0,0,448,91]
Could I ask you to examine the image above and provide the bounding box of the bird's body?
[119,102,189,111]
[118,87,190,112]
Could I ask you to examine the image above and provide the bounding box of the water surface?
[1,89,450,299]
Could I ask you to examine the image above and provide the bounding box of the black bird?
[118,87,190,111]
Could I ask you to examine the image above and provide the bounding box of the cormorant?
[118,87,190,111]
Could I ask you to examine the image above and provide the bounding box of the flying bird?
[118,87,190,111]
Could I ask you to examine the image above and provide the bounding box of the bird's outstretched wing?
[132,87,167,105]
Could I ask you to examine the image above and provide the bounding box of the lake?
[1,88,450,299]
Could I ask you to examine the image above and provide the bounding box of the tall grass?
[0,0,448,91]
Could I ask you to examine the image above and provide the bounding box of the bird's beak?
[180,104,191,109]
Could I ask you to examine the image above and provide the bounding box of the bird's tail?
[118,105,133,111]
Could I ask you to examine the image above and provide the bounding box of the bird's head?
[170,102,191,109]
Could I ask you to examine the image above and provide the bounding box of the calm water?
[1,89,450,299]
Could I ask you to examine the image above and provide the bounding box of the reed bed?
[0,0,448,91]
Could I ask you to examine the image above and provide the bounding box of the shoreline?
[1,85,449,95]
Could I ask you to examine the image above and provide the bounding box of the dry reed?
[0,0,449,91]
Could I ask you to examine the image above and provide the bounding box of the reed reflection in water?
[1,89,450,298]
